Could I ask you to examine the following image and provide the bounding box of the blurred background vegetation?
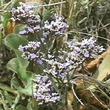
[0,0,110,110]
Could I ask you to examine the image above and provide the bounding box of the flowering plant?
[11,3,105,106]
[0,1,110,110]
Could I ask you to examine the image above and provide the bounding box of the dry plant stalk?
[25,0,45,3]
[25,0,45,14]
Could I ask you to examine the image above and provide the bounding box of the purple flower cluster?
[43,37,105,80]
[11,3,41,34]
[11,3,68,36]
[43,54,74,80]
[67,37,105,65]
[43,14,69,36]
[22,37,105,104]
[33,75,60,104]
[18,41,41,62]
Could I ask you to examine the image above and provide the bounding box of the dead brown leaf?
[86,48,110,72]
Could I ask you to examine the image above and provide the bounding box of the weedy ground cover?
[0,0,110,110]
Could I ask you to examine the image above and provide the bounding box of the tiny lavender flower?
[18,41,41,61]
[11,3,41,34]
[43,14,69,37]
[11,3,69,37]
[43,54,74,81]
[33,75,60,104]
[67,37,105,65]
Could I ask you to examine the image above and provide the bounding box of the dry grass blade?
[25,1,66,7]
[72,84,84,106]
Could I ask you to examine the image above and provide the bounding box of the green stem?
[0,83,18,94]
[11,93,20,110]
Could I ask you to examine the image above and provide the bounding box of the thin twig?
[26,1,66,7]
[68,30,110,42]
[97,86,110,101]
[0,83,18,94]
[0,1,66,13]
[72,84,84,106]
[60,0,63,15]
[11,93,20,110]
[49,0,52,4]
[90,90,108,108]
[0,91,8,110]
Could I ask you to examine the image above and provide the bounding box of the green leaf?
[43,9,55,21]
[27,101,32,110]
[7,57,30,81]
[15,105,28,110]
[18,72,33,96]
[4,33,28,51]
[11,75,22,89]
[7,58,18,73]
[7,57,32,95]
[3,91,13,107]
[2,12,11,29]
[15,24,27,34]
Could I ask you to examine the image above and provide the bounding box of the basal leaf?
[7,57,30,81]
[18,72,33,96]
[15,105,28,110]
[4,33,28,51]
